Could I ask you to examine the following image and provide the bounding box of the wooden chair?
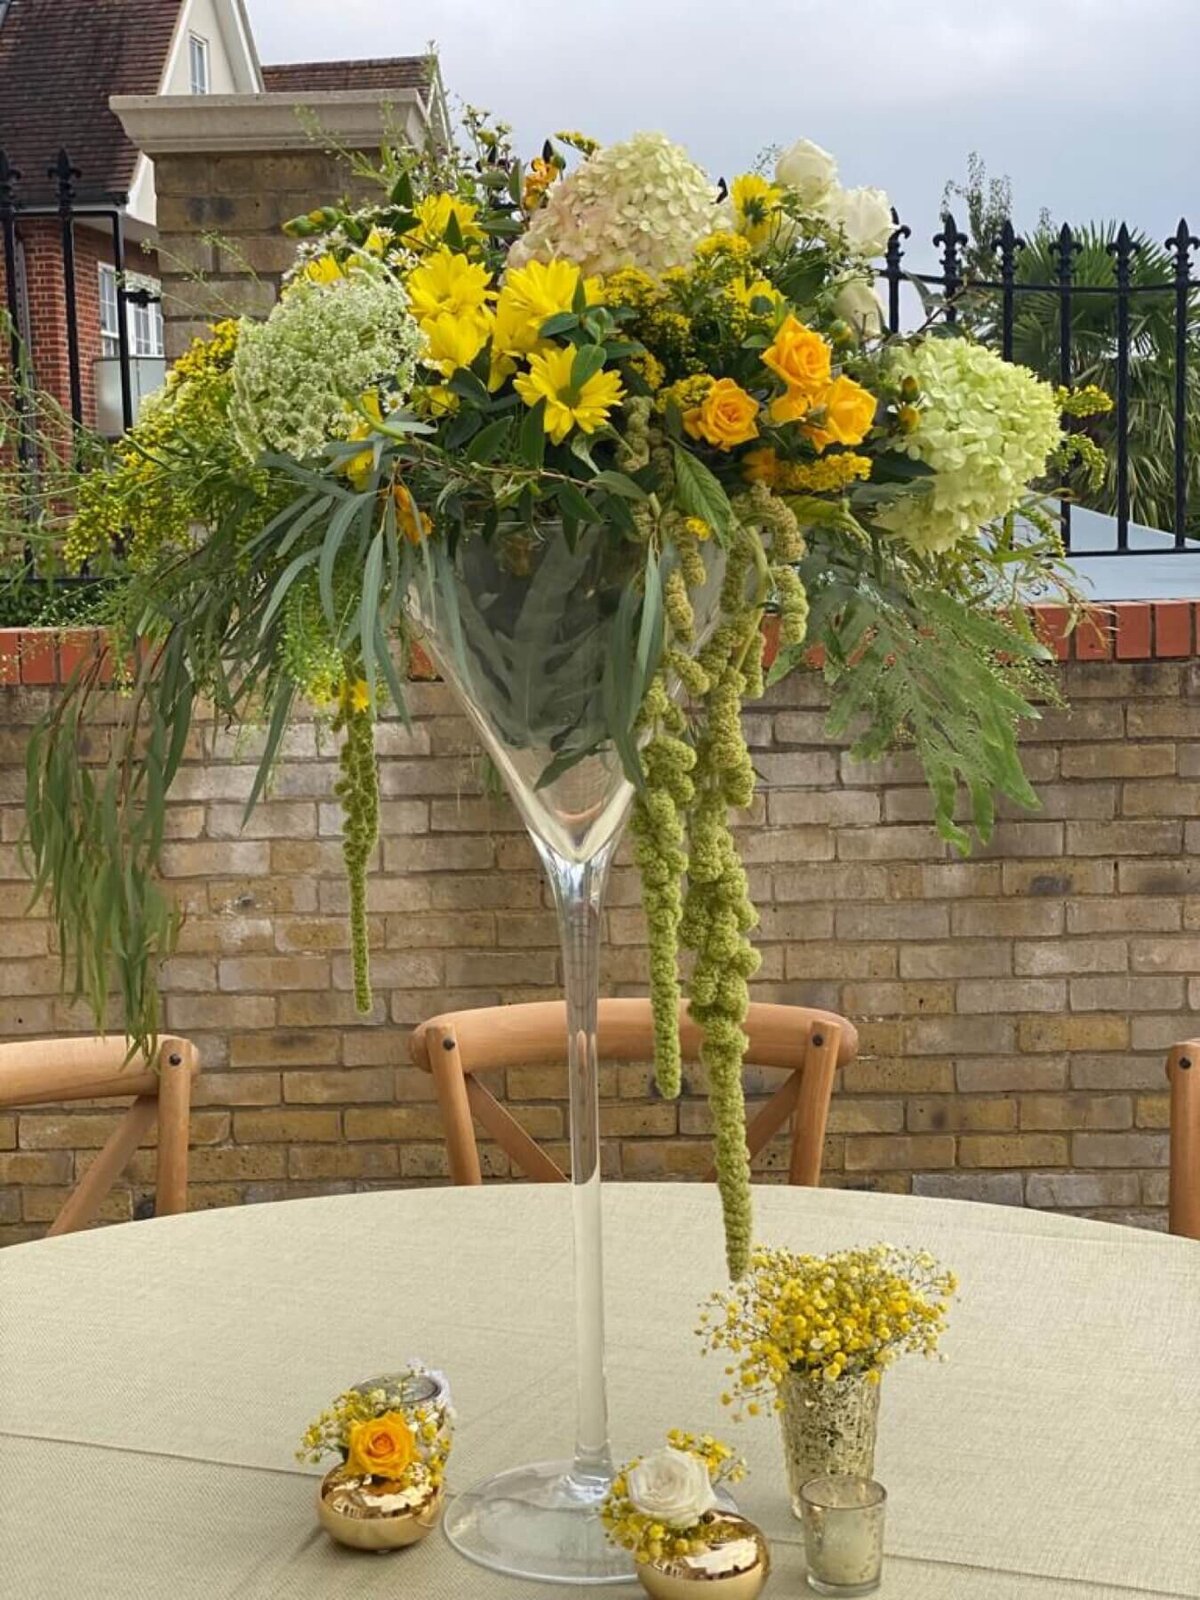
[1166,1040,1200,1240]
[410,999,857,1186]
[0,1035,200,1236]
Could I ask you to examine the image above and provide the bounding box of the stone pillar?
[112,91,434,359]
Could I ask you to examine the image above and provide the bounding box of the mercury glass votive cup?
[799,1476,887,1597]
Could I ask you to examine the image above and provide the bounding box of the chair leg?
[155,1043,194,1218]
[706,1074,803,1182]
[48,1096,158,1237]
[465,1078,567,1182]
[1167,1043,1200,1239]
[428,1027,484,1185]
[789,1020,841,1187]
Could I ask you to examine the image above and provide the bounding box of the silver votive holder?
[799,1475,886,1596]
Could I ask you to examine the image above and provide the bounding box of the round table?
[1,1183,1197,1599]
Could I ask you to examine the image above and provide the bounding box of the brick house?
[0,0,441,436]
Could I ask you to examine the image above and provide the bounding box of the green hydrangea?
[878,337,1061,554]
[229,268,421,462]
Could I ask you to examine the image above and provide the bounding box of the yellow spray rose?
[684,377,760,450]
[346,1412,417,1480]
[762,315,833,422]
[806,374,878,450]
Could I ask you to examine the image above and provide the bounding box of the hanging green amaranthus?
[334,672,380,1014]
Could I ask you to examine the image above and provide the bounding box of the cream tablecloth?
[1,1183,1198,1599]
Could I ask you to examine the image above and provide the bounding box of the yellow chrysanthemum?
[731,173,783,247]
[494,258,602,356]
[406,248,494,322]
[406,193,485,250]
[726,275,783,314]
[394,485,433,544]
[303,253,344,287]
[420,309,493,376]
[514,345,625,444]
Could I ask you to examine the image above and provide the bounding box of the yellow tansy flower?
[731,173,783,247]
[694,231,753,263]
[407,247,494,322]
[514,345,625,444]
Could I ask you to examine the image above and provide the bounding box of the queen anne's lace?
[879,338,1061,553]
[509,132,717,279]
[230,270,421,461]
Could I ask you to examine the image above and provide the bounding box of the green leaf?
[556,480,604,526]
[358,528,387,711]
[447,367,492,408]
[570,344,608,390]
[319,492,369,628]
[538,311,579,339]
[518,400,547,468]
[465,415,512,463]
[671,444,736,543]
[390,170,414,208]
[259,546,320,636]
[589,469,648,501]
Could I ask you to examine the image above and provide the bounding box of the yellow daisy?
[514,346,625,444]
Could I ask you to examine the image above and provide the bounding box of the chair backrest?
[0,1035,200,1236]
[411,999,857,1186]
[1166,1040,1200,1239]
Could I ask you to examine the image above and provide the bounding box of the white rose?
[774,138,837,206]
[834,275,885,336]
[626,1447,717,1530]
[822,185,895,259]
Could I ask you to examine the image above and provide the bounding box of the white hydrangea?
[877,338,1062,554]
[230,268,421,461]
[509,131,717,279]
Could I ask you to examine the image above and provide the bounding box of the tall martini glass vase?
[405,522,720,1585]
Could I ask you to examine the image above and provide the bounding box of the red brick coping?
[0,604,1196,689]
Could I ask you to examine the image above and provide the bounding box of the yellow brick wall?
[1,659,1195,1242]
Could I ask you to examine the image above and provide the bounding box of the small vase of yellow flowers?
[601,1431,768,1600]
[699,1245,957,1518]
[298,1363,453,1551]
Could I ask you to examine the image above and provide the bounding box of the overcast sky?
[246,0,1199,265]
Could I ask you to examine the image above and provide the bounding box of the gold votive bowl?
[636,1512,770,1600]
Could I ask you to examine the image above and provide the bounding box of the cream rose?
[822,185,895,259]
[774,138,837,206]
[626,1447,717,1530]
[834,275,885,336]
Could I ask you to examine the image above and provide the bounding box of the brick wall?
[0,622,1197,1244]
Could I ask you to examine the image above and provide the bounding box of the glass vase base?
[443,1459,634,1586]
[806,1577,881,1597]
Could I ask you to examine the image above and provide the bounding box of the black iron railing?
[880,209,1200,555]
[1,147,161,447]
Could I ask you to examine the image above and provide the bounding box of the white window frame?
[98,264,165,360]
[98,263,121,359]
[188,32,210,95]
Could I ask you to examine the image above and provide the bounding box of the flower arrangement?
[697,1243,958,1415]
[601,1430,746,1564]
[27,111,1080,1279]
[298,1365,454,1503]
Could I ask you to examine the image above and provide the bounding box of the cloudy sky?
[247,0,1199,263]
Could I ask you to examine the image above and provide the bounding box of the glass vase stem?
[536,837,616,1496]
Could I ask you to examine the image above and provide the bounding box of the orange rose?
[346,1412,417,1480]
[761,315,832,420]
[684,377,760,450]
[805,374,878,451]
